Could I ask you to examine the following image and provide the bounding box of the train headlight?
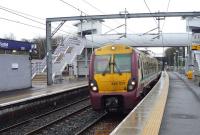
[92,86,98,91]
[89,80,98,92]
[90,83,94,87]
[131,81,136,85]
[128,85,133,90]
[127,79,137,91]
[111,46,116,50]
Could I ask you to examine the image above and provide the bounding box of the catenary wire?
[81,0,136,34]
[0,5,77,30]
[0,5,44,21]
[143,0,158,25]
[161,0,171,32]
[0,17,45,30]
[59,0,140,44]
[0,2,138,45]
[0,16,104,46]
[58,0,123,35]
[0,5,78,36]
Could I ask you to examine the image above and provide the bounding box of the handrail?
[52,37,86,81]
[32,36,86,82]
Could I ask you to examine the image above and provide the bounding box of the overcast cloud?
[0,0,199,40]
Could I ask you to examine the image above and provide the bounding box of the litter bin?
[186,70,193,79]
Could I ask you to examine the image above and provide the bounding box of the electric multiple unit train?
[89,44,161,112]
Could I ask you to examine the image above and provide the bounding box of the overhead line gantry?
[46,11,200,85]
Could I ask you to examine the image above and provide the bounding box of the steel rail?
[74,112,108,135]
[0,97,89,133]
[25,105,92,135]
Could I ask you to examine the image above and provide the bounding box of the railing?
[32,36,86,81]
[31,37,67,78]
[52,37,86,80]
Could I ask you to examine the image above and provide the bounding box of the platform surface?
[0,79,88,107]
[159,72,200,135]
[111,71,200,135]
[110,72,169,135]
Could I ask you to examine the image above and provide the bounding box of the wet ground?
[159,72,200,135]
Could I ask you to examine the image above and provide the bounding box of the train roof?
[94,44,154,57]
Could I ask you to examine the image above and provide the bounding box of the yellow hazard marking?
[141,72,169,135]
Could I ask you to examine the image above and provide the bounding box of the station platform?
[159,72,200,135]
[110,71,200,135]
[0,79,88,108]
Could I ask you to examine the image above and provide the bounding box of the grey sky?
[0,0,199,40]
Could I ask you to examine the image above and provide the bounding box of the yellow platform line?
[141,72,169,135]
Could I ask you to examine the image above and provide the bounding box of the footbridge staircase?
[32,36,86,84]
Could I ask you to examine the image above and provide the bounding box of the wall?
[0,54,31,91]
[76,20,102,34]
[77,61,89,76]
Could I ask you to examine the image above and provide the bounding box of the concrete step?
[32,74,47,83]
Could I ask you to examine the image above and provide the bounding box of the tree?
[21,38,31,42]
[4,33,16,40]
[32,37,46,59]
[31,35,64,59]
[164,47,177,66]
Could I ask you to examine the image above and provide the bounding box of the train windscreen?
[94,55,111,73]
[114,54,131,73]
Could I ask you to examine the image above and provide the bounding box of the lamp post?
[174,52,176,71]
[176,50,178,71]
[179,55,183,73]
[178,47,184,73]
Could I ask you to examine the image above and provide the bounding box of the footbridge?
[85,33,191,47]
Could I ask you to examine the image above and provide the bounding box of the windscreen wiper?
[102,57,111,76]
[114,62,122,75]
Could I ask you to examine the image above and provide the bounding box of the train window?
[114,54,131,72]
[94,55,111,73]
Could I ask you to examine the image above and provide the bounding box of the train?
[89,44,161,112]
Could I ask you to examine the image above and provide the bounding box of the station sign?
[0,38,33,51]
[191,44,200,50]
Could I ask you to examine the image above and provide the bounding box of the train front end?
[89,44,139,112]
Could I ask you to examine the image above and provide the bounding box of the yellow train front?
[89,44,160,112]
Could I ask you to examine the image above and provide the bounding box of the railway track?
[0,86,89,129]
[0,97,91,135]
[75,112,108,135]
[35,108,107,135]
[77,113,126,135]
[0,78,160,134]
[76,77,160,135]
